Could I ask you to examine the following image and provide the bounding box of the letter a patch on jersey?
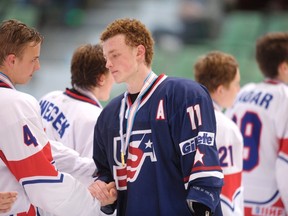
[156,99,165,120]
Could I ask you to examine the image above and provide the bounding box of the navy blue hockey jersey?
[93,74,223,216]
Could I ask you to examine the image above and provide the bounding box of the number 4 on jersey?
[23,124,38,147]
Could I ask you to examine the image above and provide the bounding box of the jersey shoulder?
[1,89,39,114]
[97,93,123,122]
[103,93,123,111]
[159,77,211,103]
[215,110,242,140]
[164,77,209,95]
[39,90,63,101]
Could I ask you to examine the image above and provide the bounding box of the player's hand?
[0,191,18,213]
[104,182,117,206]
[88,180,117,206]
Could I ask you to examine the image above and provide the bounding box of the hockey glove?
[187,200,212,216]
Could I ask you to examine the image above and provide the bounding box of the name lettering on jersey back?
[179,131,215,155]
[39,100,70,138]
[236,91,273,109]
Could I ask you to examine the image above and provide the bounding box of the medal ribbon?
[119,71,158,166]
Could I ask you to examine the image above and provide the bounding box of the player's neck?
[127,68,151,94]
[0,69,14,85]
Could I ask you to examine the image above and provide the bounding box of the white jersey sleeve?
[215,109,244,216]
[0,88,100,216]
[49,140,96,186]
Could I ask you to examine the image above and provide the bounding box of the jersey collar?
[64,88,102,108]
[212,100,223,112]
[0,72,15,89]
[264,78,283,85]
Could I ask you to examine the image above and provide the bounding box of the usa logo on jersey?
[113,129,157,190]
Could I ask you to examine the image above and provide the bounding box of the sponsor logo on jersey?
[251,206,286,216]
[179,131,215,155]
[113,129,157,190]
[246,194,286,216]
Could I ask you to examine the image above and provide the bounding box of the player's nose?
[106,59,112,69]
[34,60,41,71]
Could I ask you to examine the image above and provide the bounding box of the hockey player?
[89,18,224,216]
[39,43,114,187]
[0,19,116,215]
[194,51,244,216]
[226,32,288,215]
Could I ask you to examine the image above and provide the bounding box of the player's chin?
[113,76,123,84]
[23,76,33,84]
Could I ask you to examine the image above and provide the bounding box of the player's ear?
[97,74,106,86]
[136,45,145,60]
[216,85,224,95]
[6,54,16,67]
[278,61,288,74]
[277,62,288,82]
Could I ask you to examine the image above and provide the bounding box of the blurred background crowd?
[1,0,288,102]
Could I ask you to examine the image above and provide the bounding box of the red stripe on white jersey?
[0,142,58,181]
[221,171,242,202]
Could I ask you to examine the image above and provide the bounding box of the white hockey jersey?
[226,80,288,216]
[38,88,116,216]
[0,73,101,216]
[214,103,244,216]
[39,88,102,158]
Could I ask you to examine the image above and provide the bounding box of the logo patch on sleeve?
[179,131,215,155]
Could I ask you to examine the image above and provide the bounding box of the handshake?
[89,180,117,206]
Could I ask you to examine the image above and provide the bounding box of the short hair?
[194,51,239,93]
[70,43,108,90]
[256,32,288,78]
[100,18,154,67]
[0,19,43,66]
